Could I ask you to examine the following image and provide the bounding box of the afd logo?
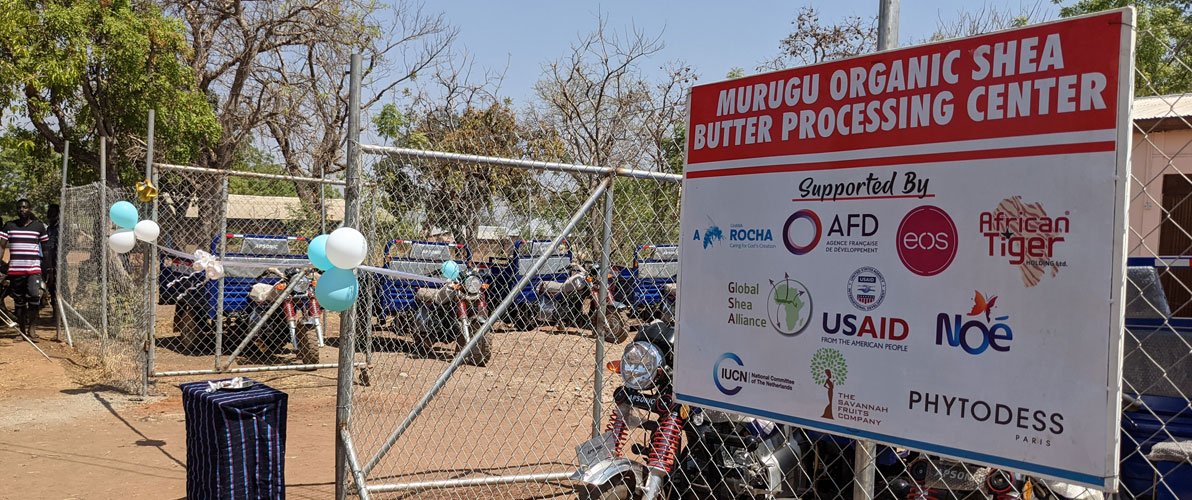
[693,216,773,250]
[935,291,1013,355]
[714,353,748,395]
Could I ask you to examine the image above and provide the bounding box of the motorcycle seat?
[540,275,588,296]
[415,286,454,304]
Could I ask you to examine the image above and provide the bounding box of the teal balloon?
[109,201,139,230]
[315,268,359,312]
[440,260,460,280]
[307,235,333,271]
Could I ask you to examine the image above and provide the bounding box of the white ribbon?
[191,250,225,280]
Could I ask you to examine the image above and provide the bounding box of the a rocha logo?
[896,205,958,277]
[714,353,747,396]
[935,290,1013,355]
[692,216,724,249]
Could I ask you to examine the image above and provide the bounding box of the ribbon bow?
[191,250,225,280]
[135,179,159,202]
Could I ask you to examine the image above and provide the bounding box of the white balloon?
[134,220,160,242]
[108,229,136,254]
[325,227,368,269]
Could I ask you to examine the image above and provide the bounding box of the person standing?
[1,199,49,336]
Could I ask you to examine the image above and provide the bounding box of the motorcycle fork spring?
[283,300,296,321]
[646,411,684,473]
[605,411,629,457]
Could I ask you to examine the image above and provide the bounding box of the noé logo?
[714,353,747,395]
[896,205,958,277]
[935,291,1013,355]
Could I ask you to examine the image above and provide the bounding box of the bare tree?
[531,15,692,178]
[161,0,456,231]
[929,1,1048,41]
[760,6,877,71]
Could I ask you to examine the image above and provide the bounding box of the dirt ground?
[1,304,632,500]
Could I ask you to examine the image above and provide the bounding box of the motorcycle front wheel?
[296,323,320,365]
[457,316,492,366]
[596,308,631,344]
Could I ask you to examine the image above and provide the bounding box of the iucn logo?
[714,353,747,395]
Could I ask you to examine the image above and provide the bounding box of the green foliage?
[0,128,66,217]
[1057,0,1192,95]
[0,0,219,186]
[372,101,565,245]
[810,348,848,386]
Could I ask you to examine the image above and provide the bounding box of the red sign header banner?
[685,12,1123,167]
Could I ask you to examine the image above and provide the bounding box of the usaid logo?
[847,267,886,311]
[714,353,747,395]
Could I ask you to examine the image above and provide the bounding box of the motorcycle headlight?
[464,275,483,294]
[621,341,663,390]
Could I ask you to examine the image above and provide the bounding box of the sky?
[430,0,1060,107]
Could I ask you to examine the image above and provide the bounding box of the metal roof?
[1134,94,1192,131]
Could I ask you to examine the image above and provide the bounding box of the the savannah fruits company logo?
[766,273,811,336]
[714,353,747,395]
[847,267,886,310]
[979,197,1070,288]
[935,290,1013,355]
[810,348,847,419]
[896,205,958,277]
[784,209,880,256]
[693,216,774,250]
[810,348,889,425]
[713,352,794,396]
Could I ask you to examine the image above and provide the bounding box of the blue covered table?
[181,379,288,500]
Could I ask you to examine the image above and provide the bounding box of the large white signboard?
[674,9,1134,489]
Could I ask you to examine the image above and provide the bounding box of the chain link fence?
[334,17,1192,500]
[56,160,360,392]
[58,182,150,393]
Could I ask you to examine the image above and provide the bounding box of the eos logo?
[935,291,1012,355]
[896,206,958,277]
[714,353,747,396]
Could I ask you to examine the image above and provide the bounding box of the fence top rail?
[153,162,348,186]
[359,144,684,183]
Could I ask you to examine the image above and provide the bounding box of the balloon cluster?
[306,227,368,312]
[107,201,160,253]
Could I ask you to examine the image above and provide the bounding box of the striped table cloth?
[181,380,288,499]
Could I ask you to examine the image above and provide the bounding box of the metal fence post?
[215,176,229,370]
[143,110,156,396]
[100,137,110,357]
[851,3,899,499]
[57,141,69,344]
[335,52,363,500]
[593,175,614,438]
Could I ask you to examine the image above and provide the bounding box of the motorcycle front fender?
[570,457,645,489]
